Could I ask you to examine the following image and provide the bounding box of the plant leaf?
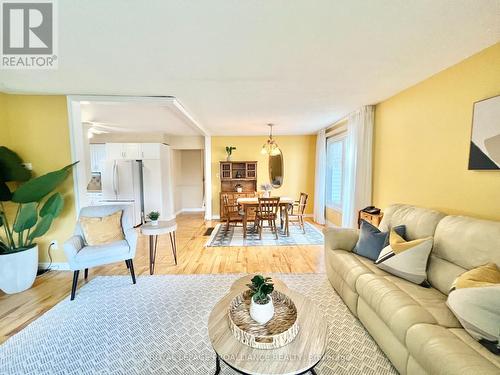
[0,147,31,182]
[40,192,64,218]
[0,182,12,201]
[27,214,53,242]
[12,162,78,203]
[13,203,37,233]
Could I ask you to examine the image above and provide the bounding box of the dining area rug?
[206,222,324,247]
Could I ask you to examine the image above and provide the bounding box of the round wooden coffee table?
[208,275,328,375]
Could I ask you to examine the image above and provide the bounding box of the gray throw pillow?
[353,220,406,261]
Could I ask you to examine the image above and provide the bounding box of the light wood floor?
[0,213,324,344]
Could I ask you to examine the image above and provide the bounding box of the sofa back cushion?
[379,204,446,240]
[429,215,500,295]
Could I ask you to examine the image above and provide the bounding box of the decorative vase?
[226,154,232,161]
[236,187,242,193]
[250,296,274,325]
[0,245,38,294]
[263,190,271,198]
[151,220,159,226]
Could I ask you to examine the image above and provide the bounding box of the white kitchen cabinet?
[140,143,161,159]
[123,143,141,159]
[89,144,106,172]
[105,143,124,160]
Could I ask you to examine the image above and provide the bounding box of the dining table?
[236,196,295,238]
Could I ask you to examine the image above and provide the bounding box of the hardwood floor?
[0,213,324,344]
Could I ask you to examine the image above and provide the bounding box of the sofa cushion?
[379,204,445,241]
[406,324,500,374]
[356,273,460,344]
[429,215,500,295]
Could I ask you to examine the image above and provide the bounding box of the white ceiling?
[1,0,499,135]
[80,100,203,135]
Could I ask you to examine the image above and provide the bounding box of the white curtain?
[342,106,374,228]
[313,128,326,224]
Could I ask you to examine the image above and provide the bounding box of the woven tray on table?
[227,289,299,349]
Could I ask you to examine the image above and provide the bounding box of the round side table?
[208,276,328,375]
[140,220,177,275]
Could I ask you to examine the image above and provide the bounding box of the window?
[326,135,346,210]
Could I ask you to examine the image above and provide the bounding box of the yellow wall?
[211,136,316,216]
[0,93,9,144]
[1,94,75,263]
[373,43,500,220]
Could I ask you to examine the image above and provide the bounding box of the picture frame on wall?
[468,95,500,170]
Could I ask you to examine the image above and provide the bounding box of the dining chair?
[255,197,280,239]
[63,205,138,300]
[288,192,308,233]
[222,194,244,233]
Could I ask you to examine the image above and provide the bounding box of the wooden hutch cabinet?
[219,161,257,219]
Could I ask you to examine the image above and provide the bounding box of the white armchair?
[64,205,138,300]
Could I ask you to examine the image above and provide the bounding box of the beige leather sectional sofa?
[324,204,500,374]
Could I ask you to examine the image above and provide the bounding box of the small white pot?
[250,296,274,325]
[263,191,271,198]
[0,245,38,294]
[151,220,159,226]
[236,187,242,193]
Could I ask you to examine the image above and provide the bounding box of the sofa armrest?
[323,227,359,252]
[124,228,138,258]
[63,235,85,262]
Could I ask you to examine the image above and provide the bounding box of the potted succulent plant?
[247,275,275,324]
[147,211,160,225]
[0,147,77,294]
[225,146,236,161]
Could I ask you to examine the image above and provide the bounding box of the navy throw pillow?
[354,220,406,261]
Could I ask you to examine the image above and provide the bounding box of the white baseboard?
[38,262,70,271]
[326,220,340,227]
[176,208,205,216]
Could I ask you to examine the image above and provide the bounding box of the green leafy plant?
[225,146,236,156]
[247,275,274,304]
[147,211,160,221]
[0,146,77,254]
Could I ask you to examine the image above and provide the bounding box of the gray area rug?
[0,274,397,375]
[206,222,324,247]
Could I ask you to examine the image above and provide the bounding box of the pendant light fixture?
[261,123,280,155]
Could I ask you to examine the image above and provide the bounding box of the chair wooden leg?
[84,268,88,280]
[70,270,79,301]
[128,259,136,284]
[301,216,305,233]
[125,260,130,269]
[274,219,278,239]
[259,219,263,239]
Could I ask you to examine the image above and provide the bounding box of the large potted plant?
[0,147,77,294]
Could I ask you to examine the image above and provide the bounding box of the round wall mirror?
[269,149,284,188]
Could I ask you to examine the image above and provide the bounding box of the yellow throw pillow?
[451,263,500,291]
[80,210,125,246]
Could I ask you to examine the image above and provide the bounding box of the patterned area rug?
[0,274,397,375]
[206,222,324,247]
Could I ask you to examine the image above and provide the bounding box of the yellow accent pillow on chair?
[80,210,125,246]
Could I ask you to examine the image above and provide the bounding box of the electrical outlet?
[50,240,58,249]
[22,162,32,170]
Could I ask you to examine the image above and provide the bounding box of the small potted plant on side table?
[247,275,275,324]
[147,211,160,226]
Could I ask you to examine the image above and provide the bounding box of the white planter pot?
[151,220,159,226]
[250,296,274,324]
[263,191,271,198]
[0,245,38,294]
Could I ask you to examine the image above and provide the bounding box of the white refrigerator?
[101,159,142,226]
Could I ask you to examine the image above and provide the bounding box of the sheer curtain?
[313,128,326,224]
[342,106,374,228]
